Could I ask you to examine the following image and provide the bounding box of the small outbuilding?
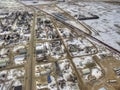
[82,68,90,75]
[14,85,22,90]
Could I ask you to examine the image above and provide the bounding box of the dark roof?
[14,85,22,90]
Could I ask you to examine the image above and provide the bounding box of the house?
[14,55,25,64]
[0,57,9,68]
[36,55,48,62]
[17,48,27,55]
[82,68,90,75]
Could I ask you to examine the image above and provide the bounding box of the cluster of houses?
[0,68,25,90]
[57,59,79,90]
[35,59,80,90]
[49,40,66,59]
[64,37,96,57]
[0,44,27,67]
[1,2,120,90]
[0,11,33,47]
[36,40,66,62]
[35,17,66,61]
[36,43,49,62]
[113,67,120,77]
[0,48,10,68]
[13,45,27,65]
[35,63,57,90]
[56,25,97,57]
[0,11,32,67]
[58,28,77,39]
[73,56,103,83]
[36,18,59,40]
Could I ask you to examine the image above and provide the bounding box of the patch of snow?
[58,2,120,51]
[21,0,55,5]
[91,68,102,79]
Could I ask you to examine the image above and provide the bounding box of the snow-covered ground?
[91,68,102,79]
[21,0,55,5]
[73,57,103,80]
[0,0,27,12]
[0,68,25,90]
[14,55,26,65]
[64,37,96,56]
[57,2,120,51]
[73,56,93,69]
[13,45,25,52]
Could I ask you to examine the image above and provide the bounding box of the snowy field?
[57,2,120,51]
[20,0,55,5]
